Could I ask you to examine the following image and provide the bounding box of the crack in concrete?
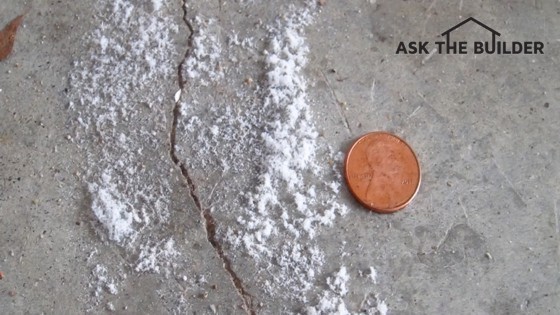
[169,1,255,314]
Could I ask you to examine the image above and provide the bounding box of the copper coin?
[344,132,421,213]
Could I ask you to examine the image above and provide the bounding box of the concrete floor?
[1,0,559,314]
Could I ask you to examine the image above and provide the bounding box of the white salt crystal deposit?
[177,1,357,306]
[135,238,178,273]
[183,17,224,85]
[307,267,351,314]
[308,266,388,314]
[69,0,180,282]
[88,171,135,243]
[226,8,350,299]
[151,0,163,11]
[370,266,378,284]
[70,0,388,312]
[91,264,119,298]
[327,266,350,296]
[377,300,389,315]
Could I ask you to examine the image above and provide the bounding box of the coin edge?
[344,131,422,214]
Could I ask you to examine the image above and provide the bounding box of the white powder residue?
[369,266,378,284]
[377,300,389,315]
[327,266,350,296]
[135,238,178,274]
[177,2,350,303]
[307,292,350,315]
[89,171,135,243]
[91,264,119,297]
[69,0,181,296]
[307,267,351,315]
[230,6,349,298]
[71,0,388,312]
[107,302,116,311]
[183,17,224,85]
[308,266,388,315]
[151,0,163,11]
[359,295,389,315]
[241,6,337,243]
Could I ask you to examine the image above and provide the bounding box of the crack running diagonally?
[169,1,255,314]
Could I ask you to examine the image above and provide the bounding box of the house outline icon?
[441,17,501,48]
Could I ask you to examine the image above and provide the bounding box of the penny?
[344,132,421,213]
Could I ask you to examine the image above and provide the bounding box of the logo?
[396,17,544,55]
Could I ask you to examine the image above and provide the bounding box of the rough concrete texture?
[1,0,559,314]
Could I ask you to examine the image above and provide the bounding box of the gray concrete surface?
[1,0,559,314]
